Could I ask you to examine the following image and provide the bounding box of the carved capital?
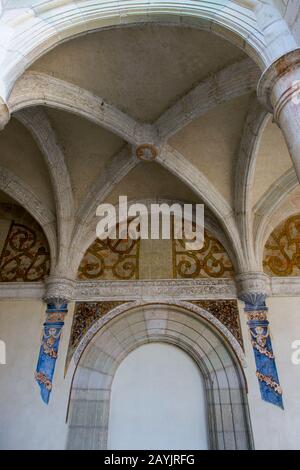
[236,272,270,304]
[258,48,300,118]
[44,276,75,305]
[0,97,10,130]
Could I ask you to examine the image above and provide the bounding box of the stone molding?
[271,277,300,296]
[1,276,300,300]
[75,278,237,301]
[0,282,45,299]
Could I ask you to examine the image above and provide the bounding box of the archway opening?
[67,303,252,450]
[107,342,208,450]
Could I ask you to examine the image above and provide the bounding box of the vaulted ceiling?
[30,26,246,123]
[0,24,297,274]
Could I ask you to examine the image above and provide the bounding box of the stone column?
[258,49,300,184]
[236,273,283,409]
[35,277,75,404]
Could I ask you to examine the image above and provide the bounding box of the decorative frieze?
[75,278,237,300]
[2,276,300,300]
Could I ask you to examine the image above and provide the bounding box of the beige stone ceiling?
[45,108,126,208]
[0,117,54,211]
[169,93,254,206]
[106,162,201,206]
[30,25,246,123]
[1,24,296,259]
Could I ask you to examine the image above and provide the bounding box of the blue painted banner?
[35,303,67,404]
[243,294,283,409]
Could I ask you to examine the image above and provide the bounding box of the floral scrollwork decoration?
[0,221,50,282]
[173,228,234,279]
[263,214,300,276]
[78,225,140,281]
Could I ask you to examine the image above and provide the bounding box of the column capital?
[44,276,76,305]
[235,271,270,303]
[0,97,10,130]
[258,48,300,116]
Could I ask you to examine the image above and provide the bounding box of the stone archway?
[0,1,270,106]
[66,303,253,450]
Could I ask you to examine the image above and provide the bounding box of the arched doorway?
[67,303,253,450]
[107,342,208,450]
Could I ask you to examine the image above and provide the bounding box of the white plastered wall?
[0,299,75,450]
[0,296,300,449]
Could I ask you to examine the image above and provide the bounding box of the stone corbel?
[236,272,283,409]
[35,277,75,404]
